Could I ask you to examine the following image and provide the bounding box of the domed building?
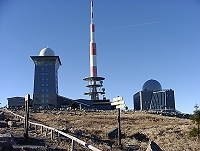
[31,47,62,109]
[133,79,175,111]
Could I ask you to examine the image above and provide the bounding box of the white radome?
[39,48,55,56]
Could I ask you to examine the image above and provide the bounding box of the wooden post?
[24,94,30,142]
[35,125,37,131]
[45,128,48,137]
[41,126,43,134]
[58,132,61,142]
[71,139,74,151]
[118,108,121,147]
[51,129,53,140]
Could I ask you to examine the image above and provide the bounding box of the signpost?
[24,94,30,142]
[111,96,126,148]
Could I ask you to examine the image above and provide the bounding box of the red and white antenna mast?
[90,0,97,77]
[83,0,106,100]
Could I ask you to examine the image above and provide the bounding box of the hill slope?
[4,109,200,150]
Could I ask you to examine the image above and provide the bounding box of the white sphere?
[39,48,55,56]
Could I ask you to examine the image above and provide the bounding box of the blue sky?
[0,0,200,113]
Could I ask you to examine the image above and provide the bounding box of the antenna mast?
[83,0,106,100]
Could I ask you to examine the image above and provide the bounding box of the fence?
[2,109,101,151]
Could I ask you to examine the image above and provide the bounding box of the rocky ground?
[0,109,200,151]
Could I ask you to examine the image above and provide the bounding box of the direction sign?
[111,100,125,106]
[116,104,125,109]
[113,96,123,102]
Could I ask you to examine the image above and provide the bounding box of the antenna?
[83,0,106,100]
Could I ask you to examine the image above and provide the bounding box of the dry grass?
[3,109,200,151]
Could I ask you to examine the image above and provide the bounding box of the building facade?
[133,79,175,111]
[7,97,25,108]
[31,48,61,109]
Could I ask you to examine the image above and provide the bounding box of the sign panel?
[116,104,125,109]
[113,96,123,102]
[111,100,125,106]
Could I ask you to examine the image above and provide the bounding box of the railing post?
[41,126,43,134]
[58,132,61,142]
[51,129,53,140]
[35,124,37,131]
[71,139,74,151]
[45,128,48,137]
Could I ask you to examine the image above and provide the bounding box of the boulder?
[0,141,13,151]
[8,121,17,127]
[0,134,16,145]
[107,128,118,139]
[146,141,163,151]
[0,122,8,128]
[0,112,4,121]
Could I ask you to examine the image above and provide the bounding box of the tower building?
[31,48,61,109]
[83,0,106,100]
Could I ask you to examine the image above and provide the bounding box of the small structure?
[7,97,25,108]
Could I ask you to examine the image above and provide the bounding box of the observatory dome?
[142,79,162,91]
[39,48,55,56]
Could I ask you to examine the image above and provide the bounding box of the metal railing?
[2,109,101,151]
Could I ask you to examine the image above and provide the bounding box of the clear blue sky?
[1,0,200,114]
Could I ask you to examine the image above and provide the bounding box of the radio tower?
[83,0,106,100]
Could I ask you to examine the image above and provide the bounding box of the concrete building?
[31,48,61,109]
[133,79,175,111]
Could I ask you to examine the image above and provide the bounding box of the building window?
[42,73,44,75]
[42,78,44,81]
[42,67,44,70]
[42,89,44,92]
[46,78,48,81]
[42,84,44,86]
[46,89,48,92]
[41,100,44,103]
[46,73,48,75]
[46,94,48,97]
[46,67,48,70]
[42,94,44,97]
[46,100,48,103]
[46,84,48,86]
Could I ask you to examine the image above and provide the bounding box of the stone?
[107,128,118,139]
[8,121,17,127]
[0,134,16,145]
[0,141,13,151]
[146,141,163,151]
[0,122,8,128]
[0,112,4,121]
[74,129,82,137]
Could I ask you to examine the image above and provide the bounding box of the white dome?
[142,79,162,91]
[39,48,55,56]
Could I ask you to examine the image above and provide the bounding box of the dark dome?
[142,79,162,91]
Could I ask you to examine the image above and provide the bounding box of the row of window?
[42,78,48,81]
[41,100,49,103]
[42,72,48,76]
[42,89,48,92]
[42,84,49,86]
[42,67,48,70]
[42,94,48,97]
